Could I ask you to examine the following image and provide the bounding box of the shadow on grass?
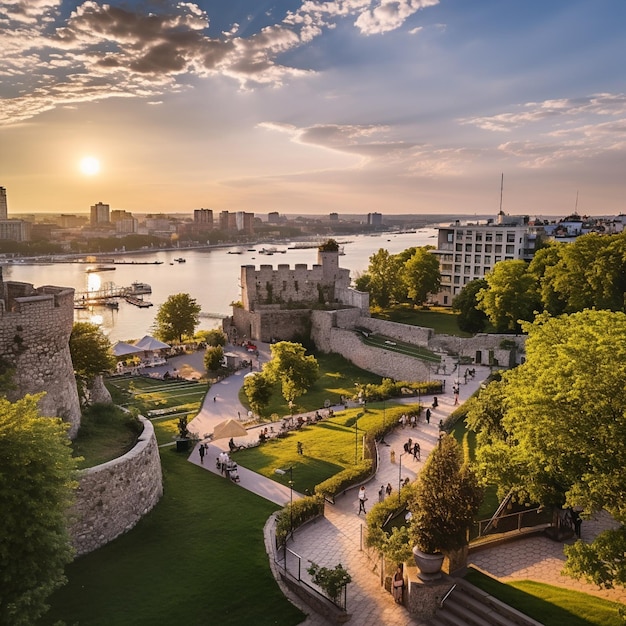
[40,452,305,626]
[465,568,622,626]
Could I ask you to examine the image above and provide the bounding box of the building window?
[465,243,472,252]
[495,244,502,253]
[443,295,448,305]
[475,244,482,252]
[465,254,471,263]
[495,255,502,263]
[507,232,515,242]
[466,230,473,239]
[454,276,460,284]
[474,255,481,264]
[495,233,503,242]
[447,232,454,243]
[506,244,514,254]
[456,230,464,239]
[456,243,463,251]
[484,255,491,264]
[455,254,462,262]
[483,266,491,274]
[464,266,471,274]
[476,233,482,241]
[441,263,452,271]
[486,233,493,242]
[454,264,461,273]
[485,244,492,253]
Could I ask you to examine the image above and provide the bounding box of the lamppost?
[398,451,407,503]
[354,415,360,465]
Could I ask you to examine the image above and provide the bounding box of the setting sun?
[79,156,101,176]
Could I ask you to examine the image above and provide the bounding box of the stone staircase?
[430,578,545,626]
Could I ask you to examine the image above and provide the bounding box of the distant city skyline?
[1,1,625,216]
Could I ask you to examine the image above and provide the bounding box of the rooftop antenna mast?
[499,173,504,212]
[574,190,579,214]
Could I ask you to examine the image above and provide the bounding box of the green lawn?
[240,351,384,417]
[360,332,441,363]
[372,304,472,337]
[40,452,305,626]
[465,568,624,626]
[235,403,415,494]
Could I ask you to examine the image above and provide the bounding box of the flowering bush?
[307,561,352,602]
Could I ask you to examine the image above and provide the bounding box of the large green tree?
[69,322,116,404]
[263,341,319,405]
[467,310,626,588]
[0,395,78,625]
[476,260,539,332]
[154,293,201,343]
[243,372,274,417]
[402,247,440,306]
[354,248,403,308]
[452,279,489,333]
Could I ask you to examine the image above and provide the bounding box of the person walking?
[358,486,367,515]
[385,483,393,497]
[198,443,206,464]
[378,485,385,503]
[413,442,420,461]
[425,407,431,424]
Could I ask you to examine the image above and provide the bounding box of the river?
[1,230,437,342]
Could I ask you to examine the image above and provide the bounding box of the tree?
[476,260,539,332]
[243,372,274,417]
[402,247,440,306]
[357,249,403,308]
[409,434,482,555]
[452,279,489,333]
[468,310,626,587]
[198,329,227,347]
[0,395,78,625]
[263,341,319,405]
[204,345,224,371]
[69,322,116,405]
[154,293,201,343]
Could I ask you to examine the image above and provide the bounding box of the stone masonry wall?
[359,317,433,346]
[69,417,163,556]
[0,280,81,437]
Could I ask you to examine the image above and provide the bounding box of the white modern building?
[433,211,543,306]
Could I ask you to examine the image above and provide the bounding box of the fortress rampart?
[0,272,81,437]
[69,417,163,555]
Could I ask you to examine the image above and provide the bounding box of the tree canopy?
[408,434,482,554]
[69,322,116,382]
[403,247,441,306]
[452,279,489,333]
[154,293,201,343]
[0,395,78,625]
[466,310,626,587]
[263,341,319,404]
[243,372,274,417]
[476,260,539,332]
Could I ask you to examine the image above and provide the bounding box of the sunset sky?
[1,0,625,217]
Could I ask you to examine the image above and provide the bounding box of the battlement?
[0,269,81,437]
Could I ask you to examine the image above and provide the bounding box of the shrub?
[307,562,351,603]
[315,460,373,500]
[275,495,325,545]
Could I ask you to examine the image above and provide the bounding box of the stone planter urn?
[412,546,444,581]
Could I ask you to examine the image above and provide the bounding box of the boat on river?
[86,265,116,273]
[128,281,152,295]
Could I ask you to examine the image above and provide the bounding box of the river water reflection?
[2,230,436,342]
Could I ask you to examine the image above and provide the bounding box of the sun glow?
[79,156,101,176]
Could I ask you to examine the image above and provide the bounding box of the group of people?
[403,438,421,461]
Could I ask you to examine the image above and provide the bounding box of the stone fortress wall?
[69,417,163,556]
[0,271,81,437]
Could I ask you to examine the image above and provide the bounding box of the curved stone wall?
[0,278,81,437]
[69,417,163,556]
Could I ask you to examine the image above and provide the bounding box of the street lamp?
[354,415,360,464]
[398,451,407,503]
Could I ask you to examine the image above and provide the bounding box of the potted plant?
[408,434,482,580]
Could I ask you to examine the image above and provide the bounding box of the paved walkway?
[182,343,625,624]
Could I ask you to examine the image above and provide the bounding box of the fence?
[472,506,552,540]
[275,546,348,611]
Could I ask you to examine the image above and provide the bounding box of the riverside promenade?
[185,343,625,624]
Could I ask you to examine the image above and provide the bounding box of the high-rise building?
[367,212,382,226]
[90,202,110,225]
[267,212,280,224]
[194,208,213,229]
[0,187,7,220]
[433,212,542,306]
[236,211,254,234]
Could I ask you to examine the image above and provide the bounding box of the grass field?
[239,351,384,417]
[372,304,473,337]
[40,452,305,626]
[106,375,209,446]
[235,402,416,494]
[360,332,441,363]
[465,568,624,626]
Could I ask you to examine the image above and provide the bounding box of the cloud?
[354,0,439,35]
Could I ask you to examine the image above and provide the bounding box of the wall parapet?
[69,417,163,556]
